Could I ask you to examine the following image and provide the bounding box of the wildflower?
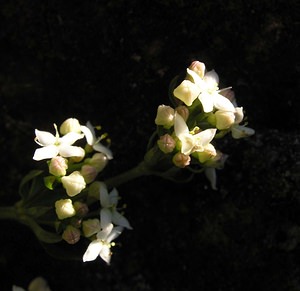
[83,223,123,264]
[33,123,85,161]
[55,199,76,220]
[174,113,216,156]
[61,171,86,197]
[80,121,113,159]
[99,183,132,230]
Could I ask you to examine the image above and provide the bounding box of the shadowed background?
[0,1,299,290]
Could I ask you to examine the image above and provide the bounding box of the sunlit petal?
[33,145,59,161]
[93,143,113,160]
[58,145,85,158]
[112,211,132,229]
[35,129,56,146]
[100,208,112,230]
[83,240,103,262]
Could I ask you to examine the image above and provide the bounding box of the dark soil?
[0,1,299,290]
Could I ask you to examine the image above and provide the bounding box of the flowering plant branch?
[0,60,254,264]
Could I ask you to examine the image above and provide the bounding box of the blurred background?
[0,0,299,290]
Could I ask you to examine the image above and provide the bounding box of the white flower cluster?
[32,118,131,264]
[155,60,255,188]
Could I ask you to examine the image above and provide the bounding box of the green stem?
[104,161,151,188]
[0,206,19,221]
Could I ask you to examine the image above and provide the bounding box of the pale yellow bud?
[189,60,206,78]
[155,105,175,129]
[60,118,82,135]
[87,153,108,172]
[62,225,81,244]
[172,152,191,168]
[175,105,189,121]
[61,171,86,197]
[87,181,102,201]
[73,201,89,217]
[173,80,200,106]
[82,218,101,237]
[157,134,176,153]
[48,156,68,176]
[55,199,76,220]
[81,165,98,184]
[215,110,235,130]
[196,143,217,163]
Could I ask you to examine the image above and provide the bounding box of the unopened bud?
[81,165,98,184]
[157,134,176,153]
[60,118,82,135]
[49,156,68,176]
[155,105,175,129]
[28,277,51,291]
[73,201,89,217]
[196,143,217,163]
[82,218,101,237]
[172,152,191,168]
[61,171,86,197]
[189,61,206,78]
[215,110,235,130]
[175,105,189,121]
[62,225,81,244]
[55,199,76,220]
[86,153,108,172]
[173,80,200,106]
[87,181,102,202]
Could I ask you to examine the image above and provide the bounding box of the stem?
[104,161,151,188]
[0,206,19,221]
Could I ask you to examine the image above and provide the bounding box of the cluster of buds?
[155,60,255,188]
[32,118,131,263]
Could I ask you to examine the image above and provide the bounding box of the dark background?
[0,0,299,290]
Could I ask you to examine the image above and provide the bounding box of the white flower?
[173,66,235,113]
[174,113,217,156]
[83,223,123,264]
[99,183,132,230]
[33,123,85,161]
[81,121,113,159]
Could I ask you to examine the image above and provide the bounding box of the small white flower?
[81,121,113,159]
[174,113,216,156]
[83,223,123,264]
[99,183,132,230]
[33,123,85,161]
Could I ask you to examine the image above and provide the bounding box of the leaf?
[18,170,44,200]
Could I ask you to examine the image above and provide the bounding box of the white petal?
[80,125,95,145]
[60,132,84,145]
[231,125,255,139]
[99,183,110,208]
[58,145,85,158]
[106,226,123,243]
[100,208,112,230]
[198,92,214,113]
[112,210,132,229]
[109,188,119,206]
[35,129,56,146]
[205,167,217,190]
[186,68,203,86]
[93,142,113,160]
[99,245,112,264]
[97,223,113,240]
[174,113,189,139]
[33,145,59,161]
[204,69,219,86]
[180,134,195,156]
[213,93,235,112]
[83,240,103,262]
[195,128,217,148]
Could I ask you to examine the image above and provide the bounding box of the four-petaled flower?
[33,124,85,161]
[83,223,123,264]
[174,113,217,156]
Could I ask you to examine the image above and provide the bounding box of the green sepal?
[18,170,44,201]
[44,175,56,190]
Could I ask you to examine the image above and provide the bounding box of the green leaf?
[44,175,56,190]
[18,170,44,200]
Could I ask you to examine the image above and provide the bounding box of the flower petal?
[80,125,94,145]
[231,125,255,139]
[100,208,112,230]
[109,188,119,206]
[83,239,103,262]
[99,183,110,208]
[35,129,56,146]
[58,145,85,158]
[106,226,123,243]
[195,128,217,148]
[112,210,132,229]
[213,93,235,112]
[93,142,113,160]
[174,113,189,139]
[198,92,214,113]
[99,245,112,264]
[60,132,84,145]
[33,145,59,161]
[97,223,113,240]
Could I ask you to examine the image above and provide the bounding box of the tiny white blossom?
[33,123,85,161]
[83,223,123,264]
[174,113,216,156]
[81,121,113,159]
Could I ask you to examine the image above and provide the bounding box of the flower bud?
[172,152,191,168]
[189,61,206,78]
[28,277,51,291]
[215,110,235,130]
[175,105,189,121]
[87,181,102,202]
[173,80,200,106]
[155,105,175,129]
[48,156,68,176]
[60,118,82,135]
[81,165,98,184]
[61,171,86,197]
[86,153,108,172]
[62,225,81,244]
[196,143,217,163]
[82,218,101,237]
[73,201,89,217]
[157,134,176,153]
[55,199,76,220]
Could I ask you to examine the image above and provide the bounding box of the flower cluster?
[154,60,254,189]
[32,118,131,264]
